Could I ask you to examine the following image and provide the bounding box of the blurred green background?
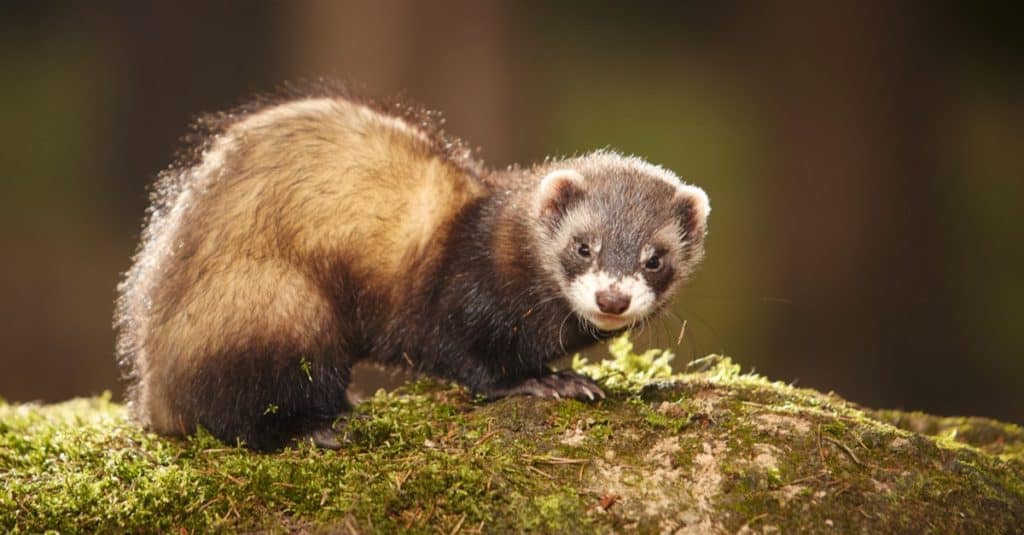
[1,2,1021,422]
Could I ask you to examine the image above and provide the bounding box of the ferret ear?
[536,169,585,228]
[673,184,711,257]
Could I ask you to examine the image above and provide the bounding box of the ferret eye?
[644,256,662,271]
[577,243,591,258]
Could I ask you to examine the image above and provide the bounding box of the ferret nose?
[595,290,631,315]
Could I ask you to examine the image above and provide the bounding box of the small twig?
[524,465,554,479]
[784,471,826,487]
[194,496,222,514]
[403,510,419,530]
[221,472,246,486]
[450,512,467,535]
[523,454,588,465]
[832,483,853,497]
[817,424,828,469]
[473,431,498,448]
[739,512,770,532]
[822,435,867,469]
[394,469,412,491]
[676,320,688,345]
[344,515,359,535]
[853,432,869,452]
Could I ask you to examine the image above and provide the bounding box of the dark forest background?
[1,2,1021,423]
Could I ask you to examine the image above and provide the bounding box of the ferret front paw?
[492,370,605,401]
[296,426,343,450]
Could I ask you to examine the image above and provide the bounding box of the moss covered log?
[2,338,1022,533]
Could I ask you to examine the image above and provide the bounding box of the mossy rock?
[2,339,1022,533]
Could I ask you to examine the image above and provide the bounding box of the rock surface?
[2,341,1022,533]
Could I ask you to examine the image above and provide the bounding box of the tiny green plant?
[300,356,313,382]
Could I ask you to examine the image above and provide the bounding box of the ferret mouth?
[586,313,633,332]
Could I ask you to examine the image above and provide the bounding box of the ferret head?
[532,151,710,332]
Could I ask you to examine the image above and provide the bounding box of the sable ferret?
[116,90,710,451]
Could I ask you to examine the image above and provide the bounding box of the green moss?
[521,488,592,532]
[572,334,681,392]
[2,337,1023,532]
[869,409,1024,462]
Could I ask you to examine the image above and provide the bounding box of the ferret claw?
[491,371,604,402]
[300,427,342,450]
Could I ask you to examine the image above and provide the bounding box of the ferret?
[115,89,710,451]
